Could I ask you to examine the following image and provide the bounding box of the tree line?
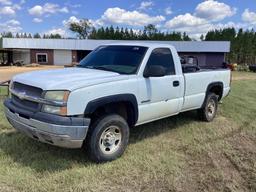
[68,19,191,41]
[0,32,62,39]
[88,25,191,41]
[204,28,256,65]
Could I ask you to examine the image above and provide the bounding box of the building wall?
[54,50,72,65]
[30,49,53,65]
[13,49,31,64]
[205,53,225,67]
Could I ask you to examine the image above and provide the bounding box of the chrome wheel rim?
[99,126,122,155]
[207,99,216,118]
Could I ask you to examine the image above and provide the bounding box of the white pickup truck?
[4,43,231,162]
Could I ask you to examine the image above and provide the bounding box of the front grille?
[11,82,43,111]
[13,82,43,97]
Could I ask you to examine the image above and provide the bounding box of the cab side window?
[146,48,176,75]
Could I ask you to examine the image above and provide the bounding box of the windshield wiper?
[92,66,122,74]
[77,65,122,74]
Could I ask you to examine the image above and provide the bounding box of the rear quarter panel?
[182,69,231,111]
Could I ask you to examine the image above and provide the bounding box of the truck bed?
[181,69,231,111]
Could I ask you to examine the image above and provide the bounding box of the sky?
[0,0,256,39]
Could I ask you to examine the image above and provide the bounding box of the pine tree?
[33,33,41,38]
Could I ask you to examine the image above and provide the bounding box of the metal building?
[0,38,230,67]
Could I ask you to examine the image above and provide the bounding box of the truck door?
[137,48,184,124]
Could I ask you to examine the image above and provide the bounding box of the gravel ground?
[0,66,62,82]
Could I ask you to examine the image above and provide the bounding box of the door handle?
[173,81,180,87]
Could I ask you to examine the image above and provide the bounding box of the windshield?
[77,45,148,74]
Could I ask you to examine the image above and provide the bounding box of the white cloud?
[100,7,165,26]
[6,19,20,25]
[33,18,43,23]
[64,2,81,8]
[0,0,26,16]
[45,28,66,37]
[0,0,12,5]
[163,1,242,39]
[242,9,256,25]
[165,7,172,15]
[195,0,236,21]
[164,13,242,39]
[59,7,69,13]
[28,3,69,17]
[0,19,22,33]
[28,5,42,16]
[0,6,16,15]
[62,16,80,26]
[89,19,104,27]
[165,13,208,29]
[138,1,154,10]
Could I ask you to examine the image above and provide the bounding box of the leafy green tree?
[68,19,92,39]
[144,24,158,38]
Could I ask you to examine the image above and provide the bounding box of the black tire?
[86,114,129,163]
[198,93,218,122]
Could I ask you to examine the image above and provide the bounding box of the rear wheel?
[86,114,129,163]
[198,93,218,122]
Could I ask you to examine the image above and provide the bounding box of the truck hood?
[12,68,127,90]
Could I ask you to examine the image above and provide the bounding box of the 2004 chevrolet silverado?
[4,43,231,162]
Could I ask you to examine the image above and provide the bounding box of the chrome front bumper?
[4,106,90,149]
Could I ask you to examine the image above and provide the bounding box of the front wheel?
[86,114,129,163]
[198,93,218,122]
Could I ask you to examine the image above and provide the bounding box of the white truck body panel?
[182,70,231,111]
[11,43,231,126]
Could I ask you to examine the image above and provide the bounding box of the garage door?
[54,50,72,66]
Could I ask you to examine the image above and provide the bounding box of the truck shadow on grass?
[0,111,198,173]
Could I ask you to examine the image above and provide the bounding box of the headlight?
[42,90,70,116]
[44,90,70,101]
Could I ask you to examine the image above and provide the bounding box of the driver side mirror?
[143,65,166,78]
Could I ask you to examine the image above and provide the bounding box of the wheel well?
[87,101,136,127]
[207,83,223,101]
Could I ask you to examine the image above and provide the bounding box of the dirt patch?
[232,76,256,81]
[174,119,256,192]
[225,133,256,190]
[232,72,256,81]
[0,183,17,192]
[0,66,62,82]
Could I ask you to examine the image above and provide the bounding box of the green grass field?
[0,72,255,192]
